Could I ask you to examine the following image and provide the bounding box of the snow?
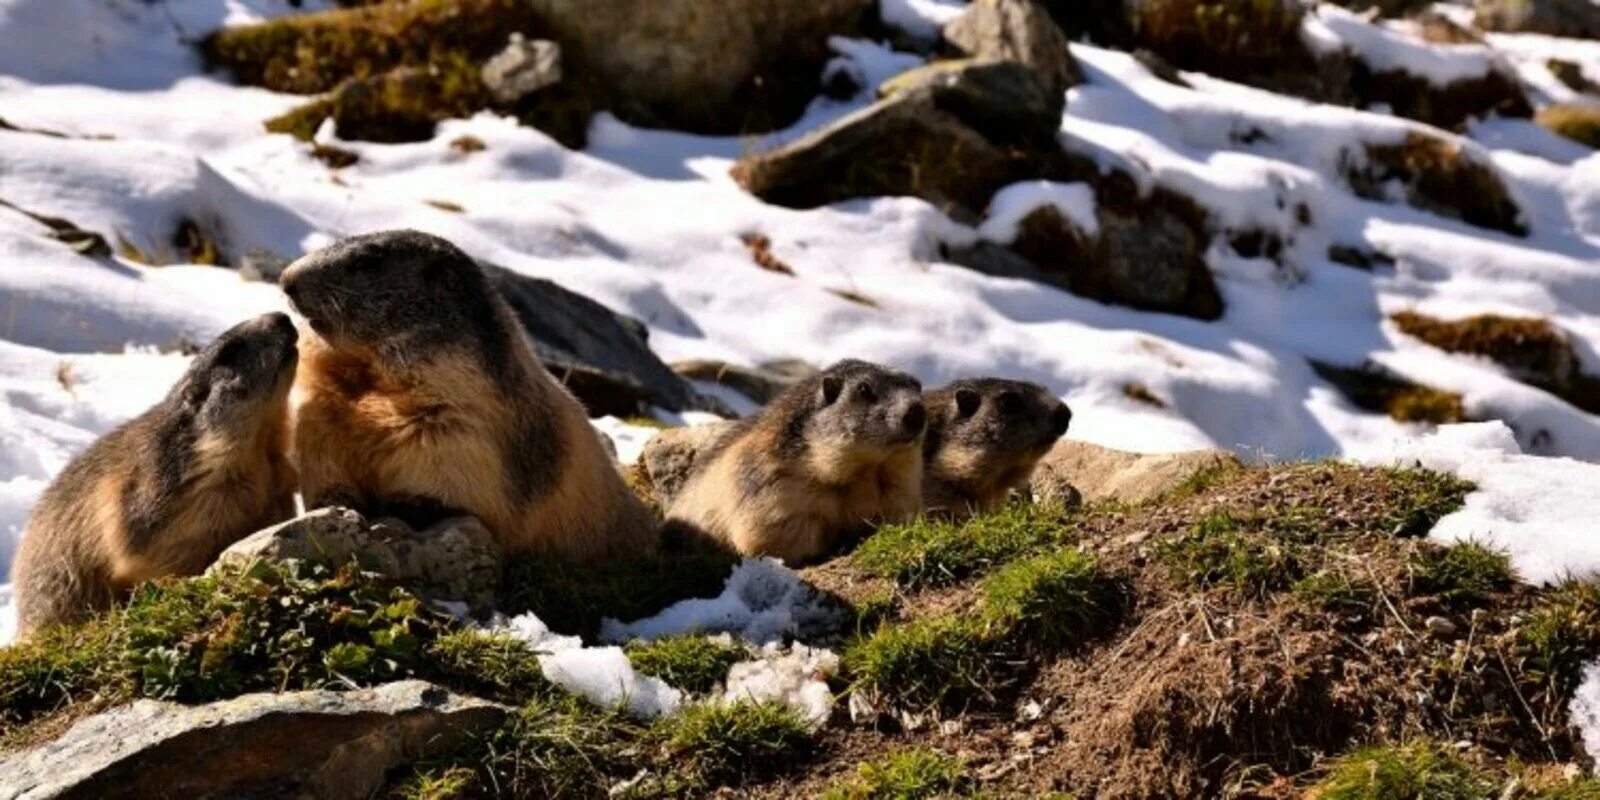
[1573,664,1600,772]
[1306,6,1499,88]
[494,611,683,718]
[722,644,841,729]
[979,181,1100,244]
[600,558,843,645]
[877,0,965,44]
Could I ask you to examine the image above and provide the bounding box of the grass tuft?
[853,502,1071,589]
[1518,579,1600,703]
[625,636,745,695]
[1409,541,1515,608]
[842,618,995,710]
[981,548,1113,649]
[654,701,816,785]
[1293,569,1380,618]
[1313,740,1492,800]
[1157,512,1304,597]
[1537,104,1600,149]
[1381,468,1474,538]
[822,747,969,800]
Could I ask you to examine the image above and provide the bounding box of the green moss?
[823,747,969,800]
[1157,513,1304,597]
[654,701,816,786]
[625,636,745,695]
[501,551,737,638]
[423,630,552,705]
[1518,579,1600,703]
[842,618,995,710]
[1533,778,1600,799]
[1313,741,1492,800]
[854,502,1071,589]
[1409,541,1514,608]
[264,57,489,143]
[980,548,1112,650]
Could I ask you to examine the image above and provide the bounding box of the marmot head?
[924,378,1071,479]
[279,230,504,368]
[782,359,925,472]
[172,312,298,431]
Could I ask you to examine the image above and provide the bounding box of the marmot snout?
[922,377,1071,517]
[13,313,299,635]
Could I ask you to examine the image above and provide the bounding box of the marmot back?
[665,359,926,563]
[282,229,655,562]
[922,378,1071,517]
[13,313,300,635]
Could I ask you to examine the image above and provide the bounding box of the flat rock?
[1031,440,1240,506]
[944,0,1082,95]
[0,681,507,800]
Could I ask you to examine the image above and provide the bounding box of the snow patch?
[591,416,667,466]
[494,611,683,718]
[600,558,842,645]
[979,181,1099,244]
[877,0,965,43]
[1571,662,1600,773]
[722,644,840,729]
[1308,6,1497,87]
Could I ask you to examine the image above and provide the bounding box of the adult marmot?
[922,378,1071,517]
[281,229,654,561]
[665,359,926,563]
[13,313,299,635]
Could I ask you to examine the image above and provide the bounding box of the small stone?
[480,35,562,105]
[1471,608,1489,627]
[940,719,965,736]
[1425,616,1459,639]
[1018,699,1045,722]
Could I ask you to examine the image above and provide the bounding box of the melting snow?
[600,558,843,645]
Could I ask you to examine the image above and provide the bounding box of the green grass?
[423,630,552,705]
[981,548,1112,649]
[1533,778,1600,799]
[1157,513,1304,597]
[843,617,996,710]
[853,502,1072,589]
[654,701,816,786]
[500,551,737,638]
[1312,740,1493,800]
[823,747,969,800]
[1381,468,1475,539]
[1409,541,1515,609]
[1518,579,1600,703]
[1292,569,1379,617]
[625,636,746,695]
[476,695,643,798]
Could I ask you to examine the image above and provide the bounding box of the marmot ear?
[955,388,981,418]
[820,375,843,406]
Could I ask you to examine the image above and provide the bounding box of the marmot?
[921,378,1071,517]
[665,359,926,563]
[281,229,655,562]
[13,313,299,635]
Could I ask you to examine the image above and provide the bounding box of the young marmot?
[282,229,655,562]
[665,359,927,563]
[921,378,1071,517]
[13,313,300,635]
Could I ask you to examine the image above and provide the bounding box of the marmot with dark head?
[13,313,299,635]
[921,378,1071,517]
[665,359,926,563]
[281,229,655,562]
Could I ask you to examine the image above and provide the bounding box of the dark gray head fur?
[767,359,926,458]
[165,312,299,433]
[923,377,1071,466]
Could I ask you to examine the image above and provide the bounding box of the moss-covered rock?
[1311,360,1469,425]
[1537,104,1600,149]
[1344,132,1527,237]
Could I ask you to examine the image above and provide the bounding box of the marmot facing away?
[665,359,926,563]
[281,229,655,562]
[14,313,299,635]
[922,378,1071,517]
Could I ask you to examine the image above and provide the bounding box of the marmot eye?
[854,384,876,403]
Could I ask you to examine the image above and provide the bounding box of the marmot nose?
[902,401,927,434]
[1051,403,1073,436]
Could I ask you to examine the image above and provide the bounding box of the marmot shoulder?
[922,377,1071,517]
[282,229,655,562]
[665,359,926,563]
[13,313,300,635]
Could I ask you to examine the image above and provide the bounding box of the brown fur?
[284,230,654,562]
[13,314,299,636]
[666,360,926,564]
[922,378,1072,518]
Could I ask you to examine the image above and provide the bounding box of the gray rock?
[213,508,501,614]
[0,681,506,800]
[640,421,739,507]
[1475,0,1600,38]
[944,0,1083,95]
[1425,615,1460,639]
[236,248,292,283]
[481,35,563,105]
[479,262,707,416]
[671,358,815,405]
[1031,441,1240,506]
[879,59,1065,149]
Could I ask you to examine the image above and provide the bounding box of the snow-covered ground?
[1,0,1598,649]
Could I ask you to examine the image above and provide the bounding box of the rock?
[480,34,562,104]
[1425,615,1460,639]
[527,0,870,134]
[1475,0,1600,38]
[213,508,502,613]
[0,681,506,800]
[479,262,706,416]
[639,421,739,507]
[1030,441,1240,506]
[671,358,814,405]
[1547,59,1599,94]
[0,198,111,258]
[1347,63,1531,132]
[943,0,1083,95]
[1343,132,1526,237]
[735,60,1058,216]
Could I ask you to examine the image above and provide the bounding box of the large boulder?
[0,681,507,800]
[943,0,1083,95]
[480,263,705,416]
[733,60,1059,217]
[213,508,502,614]
[1475,0,1600,38]
[1031,441,1241,506]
